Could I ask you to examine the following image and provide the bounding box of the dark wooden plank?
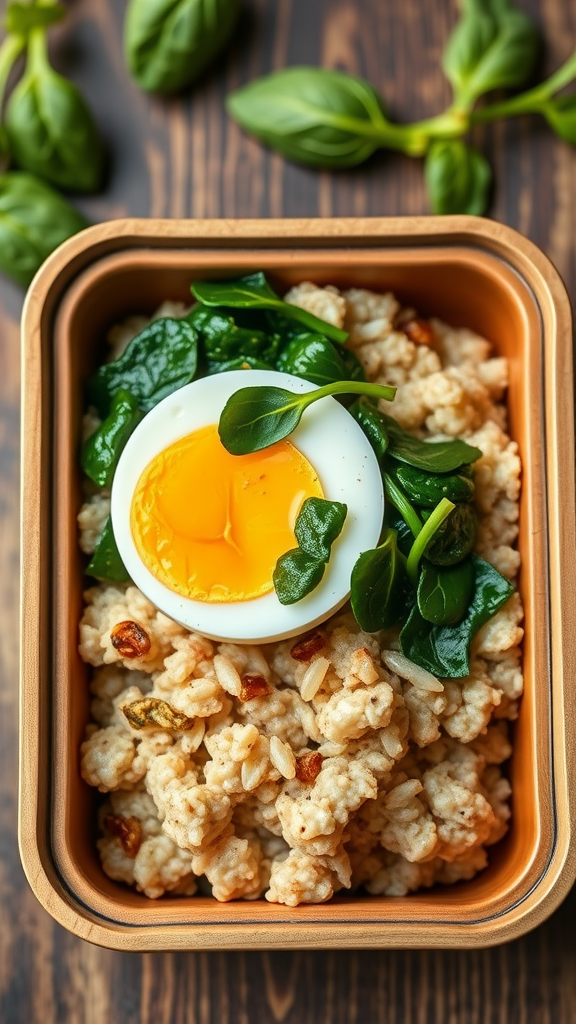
[1,0,576,1021]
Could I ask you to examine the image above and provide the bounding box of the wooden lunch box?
[19,217,576,950]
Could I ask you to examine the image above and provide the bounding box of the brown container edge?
[19,216,576,951]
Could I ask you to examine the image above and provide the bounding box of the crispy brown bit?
[401,317,435,346]
[238,674,271,703]
[290,630,327,662]
[104,814,142,858]
[295,751,324,783]
[121,696,195,731]
[110,620,151,659]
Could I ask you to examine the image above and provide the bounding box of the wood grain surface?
[3,0,576,1020]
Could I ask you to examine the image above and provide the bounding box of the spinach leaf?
[384,414,482,472]
[124,0,240,95]
[385,505,415,558]
[189,306,282,365]
[417,559,474,626]
[227,66,397,169]
[207,356,275,375]
[394,463,475,506]
[350,529,409,632]
[87,317,199,416]
[400,554,514,677]
[442,0,539,109]
[272,549,326,605]
[6,28,103,192]
[86,517,131,583]
[294,497,347,562]
[5,2,66,34]
[0,171,88,287]
[543,94,576,145]
[276,333,361,386]
[423,502,477,566]
[81,389,142,489]
[218,380,396,455]
[425,140,492,215]
[192,272,349,344]
[349,398,389,463]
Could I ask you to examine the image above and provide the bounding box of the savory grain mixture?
[78,283,523,905]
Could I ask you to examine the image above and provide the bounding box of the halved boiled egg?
[112,370,384,643]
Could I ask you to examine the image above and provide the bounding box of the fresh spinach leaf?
[425,140,492,215]
[81,389,142,489]
[124,0,240,95]
[87,317,199,417]
[189,306,282,365]
[394,462,475,507]
[350,528,409,632]
[218,380,396,455]
[276,333,361,387]
[400,554,514,677]
[272,549,326,605]
[207,356,275,374]
[384,414,482,472]
[192,272,349,344]
[423,502,477,566]
[294,497,347,562]
[86,517,131,583]
[349,398,389,463]
[417,559,474,626]
[6,28,103,192]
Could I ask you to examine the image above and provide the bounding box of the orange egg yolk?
[130,423,323,603]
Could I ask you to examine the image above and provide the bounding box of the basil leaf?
[227,66,392,169]
[0,171,88,287]
[423,502,477,566]
[425,140,492,215]
[350,529,409,632]
[400,554,514,678]
[87,318,199,416]
[384,415,482,472]
[442,0,539,108]
[218,380,396,455]
[125,0,240,95]
[86,517,131,583]
[272,549,325,605]
[417,559,474,626]
[81,389,142,489]
[192,272,349,344]
[6,28,104,193]
[294,497,347,562]
[394,463,475,507]
[543,94,576,145]
[276,333,361,386]
[189,306,282,365]
[5,1,66,34]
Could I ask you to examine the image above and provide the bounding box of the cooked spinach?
[276,333,363,386]
[405,498,455,582]
[417,559,474,626]
[273,497,347,605]
[350,528,409,632]
[384,414,482,472]
[423,502,477,566]
[394,462,475,507]
[349,398,389,463]
[86,517,130,583]
[273,549,326,606]
[81,389,142,489]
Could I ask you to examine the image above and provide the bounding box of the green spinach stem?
[301,379,396,407]
[383,473,422,538]
[406,498,455,583]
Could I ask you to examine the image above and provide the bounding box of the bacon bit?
[121,696,195,731]
[290,630,327,662]
[238,674,271,703]
[295,751,324,783]
[401,317,435,346]
[104,814,142,858]
[110,620,151,659]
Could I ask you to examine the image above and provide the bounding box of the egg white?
[111,370,385,643]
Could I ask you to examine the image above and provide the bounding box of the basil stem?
[470,47,576,124]
[406,498,455,583]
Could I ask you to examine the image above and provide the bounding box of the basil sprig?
[273,498,347,605]
[192,272,349,344]
[425,140,492,216]
[218,380,396,456]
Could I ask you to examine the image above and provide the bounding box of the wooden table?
[2,1,576,1020]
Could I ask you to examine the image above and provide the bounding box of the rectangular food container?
[20,217,576,950]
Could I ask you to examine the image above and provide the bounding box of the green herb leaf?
[207,356,275,375]
[350,529,409,632]
[86,517,131,583]
[542,94,576,145]
[81,389,142,489]
[384,415,482,472]
[5,2,66,34]
[349,398,389,463]
[227,66,393,169]
[393,463,475,507]
[423,502,477,566]
[276,333,362,386]
[0,171,88,287]
[124,0,240,95]
[188,305,283,366]
[272,549,326,605]
[6,28,104,193]
[417,558,474,626]
[218,380,396,455]
[425,139,492,215]
[400,554,514,677]
[442,0,540,109]
[87,317,199,416]
[294,497,347,562]
[192,272,349,344]
[406,498,455,582]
